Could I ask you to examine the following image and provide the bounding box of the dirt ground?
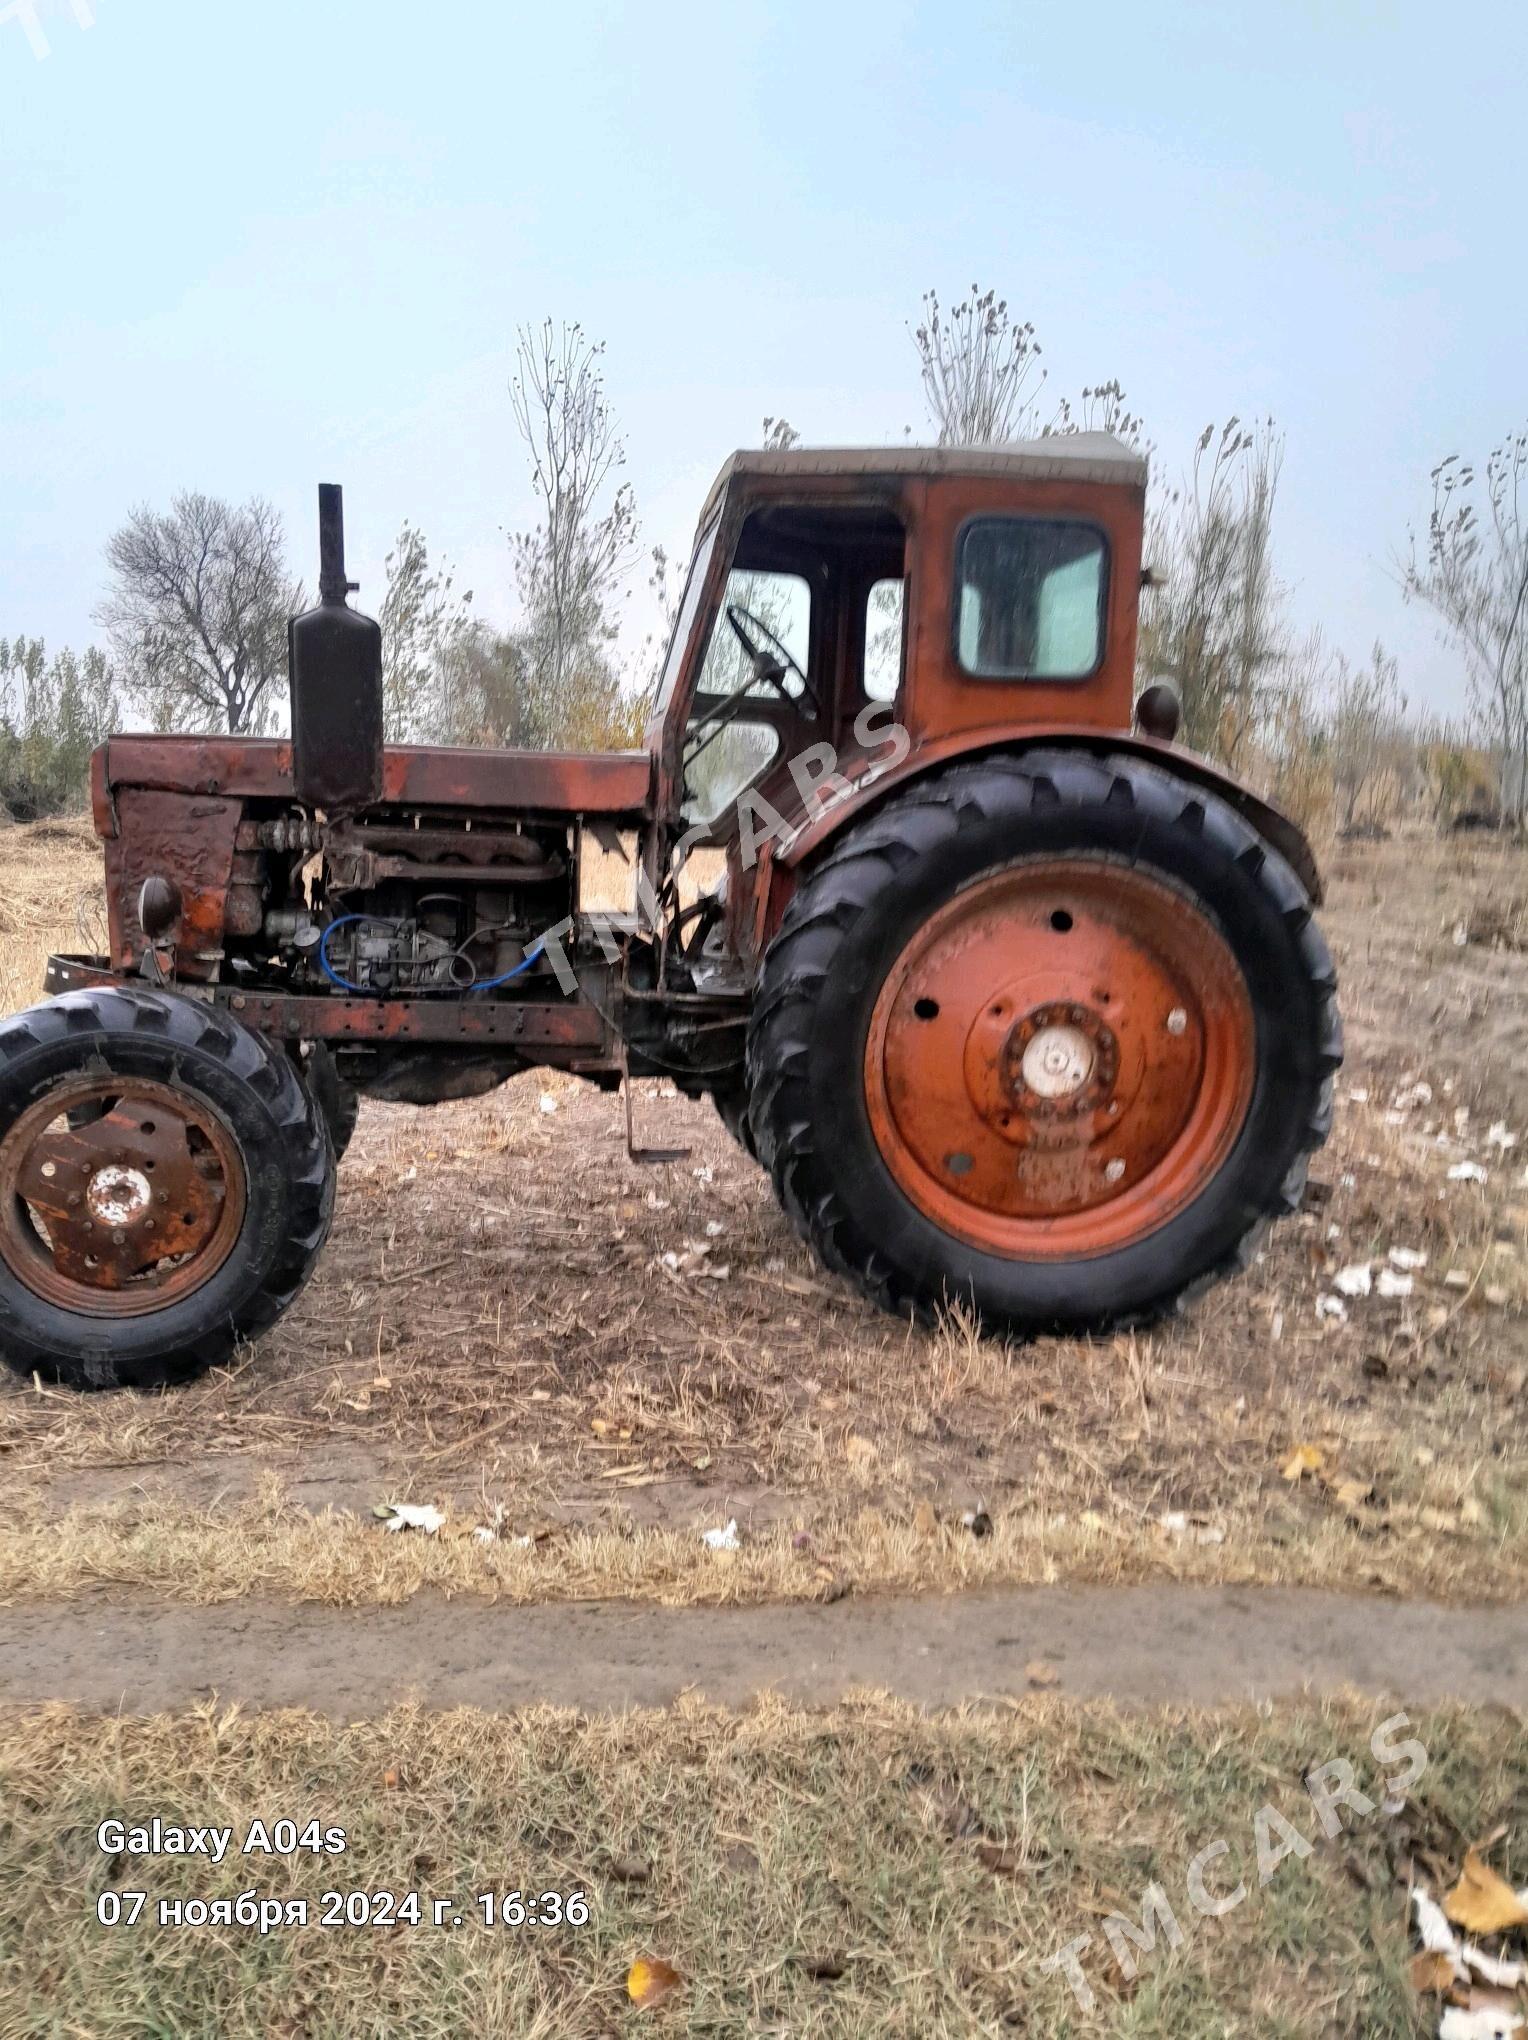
[1,819,1525,1606]
[4,1583,1528,1714]
[2,816,1527,2039]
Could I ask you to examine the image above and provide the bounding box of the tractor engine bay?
[259,812,575,999]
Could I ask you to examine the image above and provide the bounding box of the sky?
[1,0,1523,721]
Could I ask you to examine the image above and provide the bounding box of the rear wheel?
[746,751,1340,1333]
[0,988,334,1389]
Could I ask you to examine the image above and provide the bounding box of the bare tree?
[912,287,1046,445]
[1138,420,1287,765]
[761,415,800,450]
[99,493,299,735]
[1404,432,1528,825]
[510,320,639,743]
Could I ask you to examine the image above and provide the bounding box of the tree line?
[4,289,1523,828]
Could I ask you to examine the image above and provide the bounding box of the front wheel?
[0,988,335,1389]
[746,751,1340,1334]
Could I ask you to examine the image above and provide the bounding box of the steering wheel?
[725,604,820,716]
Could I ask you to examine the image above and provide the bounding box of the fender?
[773,723,1323,910]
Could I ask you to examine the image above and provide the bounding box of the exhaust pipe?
[289,483,384,814]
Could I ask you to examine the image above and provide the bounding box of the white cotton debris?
[1348,1086,1370,1104]
[538,1093,558,1114]
[1395,1081,1434,1110]
[379,1502,445,1536]
[1316,1294,1348,1323]
[1377,1268,1414,1299]
[1449,1161,1489,1184]
[692,1164,715,1184]
[1388,1246,1429,1271]
[1453,922,1470,947]
[1462,1944,1528,1989]
[1412,1888,1463,1962]
[644,1190,671,1210]
[661,1242,730,1279]
[1438,2008,1526,2039]
[1334,1263,1374,1298]
[1486,1121,1519,1150]
[704,1219,725,1237]
[702,1520,740,1551]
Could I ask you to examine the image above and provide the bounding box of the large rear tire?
[746,751,1340,1334]
[0,988,335,1389]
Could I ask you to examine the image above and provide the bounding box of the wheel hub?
[1004,1003,1118,1119]
[0,1077,245,1317]
[863,859,1256,1260]
[86,1164,153,1228]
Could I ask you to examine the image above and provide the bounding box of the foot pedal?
[624,1079,689,1165]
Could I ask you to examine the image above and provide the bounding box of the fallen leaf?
[1282,1444,1328,1482]
[382,1766,402,1791]
[912,1499,938,1536]
[626,1956,682,2007]
[1444,1850,1528,1936]
[844,1433,878,1470]
[1410,1948,1457,1995]
[975,1841,1031,1876]
[1330,1476,1374,1510]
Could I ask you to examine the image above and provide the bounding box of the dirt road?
[4,1582,1526,1714]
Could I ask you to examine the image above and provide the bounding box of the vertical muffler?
[289,483,384,813]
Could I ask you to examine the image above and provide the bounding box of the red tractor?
[0,438,1339,1389]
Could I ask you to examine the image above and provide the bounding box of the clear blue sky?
[2,0,1522,717]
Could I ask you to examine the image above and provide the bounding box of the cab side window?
[956,519,1107,680]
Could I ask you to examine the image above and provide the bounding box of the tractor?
[0,436,1340,1389]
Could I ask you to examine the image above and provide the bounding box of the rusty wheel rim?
[863,859,1256,1259]
[0,1076,247,1316]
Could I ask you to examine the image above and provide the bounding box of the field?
[0,814,1525,2036]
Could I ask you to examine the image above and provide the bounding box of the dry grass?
[3,1459,1526,1610]
[1,822,1526,1609]
[0,1691,1522,2037]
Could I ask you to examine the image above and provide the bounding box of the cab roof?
[698,432,1148,529]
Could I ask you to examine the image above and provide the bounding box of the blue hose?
[317,914,546,996]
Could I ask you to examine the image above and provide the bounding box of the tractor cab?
[650,437,1149,874]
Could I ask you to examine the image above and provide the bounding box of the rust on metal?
[101,787,244,977]
[93,736,654,819]
[862,860,1255,1257]
[0,1076,246,1316]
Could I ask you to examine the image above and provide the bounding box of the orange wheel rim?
[863,859,1256,1259]
[0,1076,246,1316]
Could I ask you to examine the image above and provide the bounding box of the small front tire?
[0,988,335,1390]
